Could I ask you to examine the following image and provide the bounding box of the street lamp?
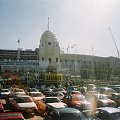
[62,45,76,84]
[27,72,29,86]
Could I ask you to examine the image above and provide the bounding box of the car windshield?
[60,113,87,120]
[15,89,24,92]
[111,112,120,120]
[95,94,108,100]
[1,89,9,92]
[45,98,61,103]
[96,88,117,94]
[30,93,43,97]
[17,97,33,103]
[72,95,85,101]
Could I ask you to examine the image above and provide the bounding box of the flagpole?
[17,38,20,60]
[17,38,20,50]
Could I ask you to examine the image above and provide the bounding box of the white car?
[11,95,38,115]
[29,91,45,101]
[53,92,64,100]
[0,88,11,99]
[14,89,26,95]
[44,97,67,109]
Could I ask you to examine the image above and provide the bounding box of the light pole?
[27,72,29,86]
[62,45,76,84]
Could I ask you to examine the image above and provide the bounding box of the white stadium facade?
[0,28,120,86]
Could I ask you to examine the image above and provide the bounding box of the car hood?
[1,92,10,95]
[99,99,115,103]
[33,97,44,101]
[73,100,90,105]
[47,102,67,108]
[17,102,36,108]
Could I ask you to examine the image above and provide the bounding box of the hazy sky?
[0,0,120,57]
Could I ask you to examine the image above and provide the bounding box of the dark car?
[94,107,120,120]
[0,112,25,120]
[110,93,120,107]
[44,107,88,120]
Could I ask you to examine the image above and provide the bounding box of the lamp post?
[27,72,29,86]
[62,45,76,84]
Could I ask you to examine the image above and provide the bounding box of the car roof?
[58,107,80,113]
[98,107,120,113]
[45,97,58,98]
[0,112,24,119]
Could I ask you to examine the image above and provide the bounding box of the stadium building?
[0,26,120,86]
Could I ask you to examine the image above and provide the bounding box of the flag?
[17,38,20,43]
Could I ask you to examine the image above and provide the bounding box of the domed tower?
[39,22,61,73]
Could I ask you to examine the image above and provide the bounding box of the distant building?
[0,28,120,85]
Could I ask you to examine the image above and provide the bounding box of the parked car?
[29,91,45,101]
[0,89,11,99]
[25,88,39,94]
[0,103,4,113]
[66,86,78,93]
[94,107,120,120]
[53,92,64,100]
[110,87,120,93]
[94,87,117,98]
[52,88,66,94]
[44,97,67,109]
[110,93,120,107]
[35,97,67,116]
[11,94,38,115]
[0,112,25,120]
[44,107,88,120]
[93,94,117,108]
[14,88,26,95]
[63,94,91,111]
[44,91,54,97]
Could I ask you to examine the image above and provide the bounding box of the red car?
[0,103,4,113]
[0,112,25,120]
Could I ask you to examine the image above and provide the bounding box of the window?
[56,58,58,62]
[42,57,44,62]
[49,58,52,63]
[48,42,51,45]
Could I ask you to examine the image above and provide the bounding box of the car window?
[111,112,120,120]
[60,113,87,120]
[1,89,9,92]
[17,97,33,103]
[97,111,110,120]
[30,93,43,97]
[45,98,61,103]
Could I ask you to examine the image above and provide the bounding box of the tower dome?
[40,30,58,43]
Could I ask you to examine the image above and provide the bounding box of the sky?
[0,0,120,58]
